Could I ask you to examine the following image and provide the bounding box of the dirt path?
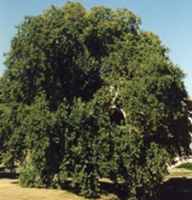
[0,179,85,200]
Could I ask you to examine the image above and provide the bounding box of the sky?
[0,0,192,95]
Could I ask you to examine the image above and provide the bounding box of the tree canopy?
[0,2,191,199]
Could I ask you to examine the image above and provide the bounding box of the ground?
[0,178,117,200]
[160,165,192,200]
[0,179,86,200]
[0,167,192,200]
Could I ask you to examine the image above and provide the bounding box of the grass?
[160,166,192,200]
[0,179,86,200]
[165,168,192,180]
[176,162,192,170]
[0,177,118,200]
[1,167,192,200]
[163,162,192,180]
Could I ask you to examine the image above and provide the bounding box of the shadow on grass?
[100,181,128,200]
[160,177,192,200]
[100,178,192,200]
[59,180,80,195]
[59,179,122,199]
[1,172,192,200]
[0,172,18,179]
[0,166,19,179]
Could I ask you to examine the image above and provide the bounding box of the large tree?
[0,2,191,199]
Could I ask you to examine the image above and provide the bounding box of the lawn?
[1,166,192,200]
[0,179,86,200]
[166,168,192,180]
[160,164,192,200]
[176,162,192,170]
[164,162,192,180]
[0,178,118,200]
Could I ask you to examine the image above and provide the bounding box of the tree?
[0,2,190,199]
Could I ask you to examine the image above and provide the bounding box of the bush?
[106,126,169,200]
[19,163,43,188]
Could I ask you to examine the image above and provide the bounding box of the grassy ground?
[166,168,192,180]
[176,162,192,170]
[160,163,192,200]
[0,179,86,200]
[0,166,192,200]
[0,178,118,200]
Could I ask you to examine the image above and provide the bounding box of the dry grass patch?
[165,167,192,181]
[0,178,119,200]
[0,179,85,200]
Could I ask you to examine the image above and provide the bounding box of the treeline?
[0,2,191,199]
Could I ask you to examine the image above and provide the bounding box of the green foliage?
[177,163,192,170]
[106,126,169,200]
[0,103,26,169]
[19,162,43,188]
[0,1,190,199]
